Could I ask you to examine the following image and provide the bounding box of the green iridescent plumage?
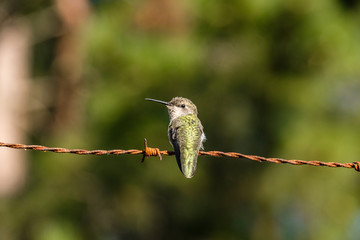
[169,114,204,178]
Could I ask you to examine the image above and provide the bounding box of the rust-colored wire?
[0,139,359,172]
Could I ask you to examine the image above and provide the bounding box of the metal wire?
[0,139,359,172]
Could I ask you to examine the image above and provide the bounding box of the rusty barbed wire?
[0,139,359,172]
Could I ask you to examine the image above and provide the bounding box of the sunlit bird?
[145,97,206,178]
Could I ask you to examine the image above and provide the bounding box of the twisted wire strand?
[0,140,359,172]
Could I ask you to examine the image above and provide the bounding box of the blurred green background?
[0,0,360,239]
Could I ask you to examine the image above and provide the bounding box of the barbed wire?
[0,139,359,172]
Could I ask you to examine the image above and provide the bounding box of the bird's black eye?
[181,104,186,108]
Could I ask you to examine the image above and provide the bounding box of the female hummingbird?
[145,97,206,178]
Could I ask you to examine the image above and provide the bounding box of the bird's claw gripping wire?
[141,138,162,163]
[353,162,360,172]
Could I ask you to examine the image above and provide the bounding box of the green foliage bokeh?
[1,0,360,239]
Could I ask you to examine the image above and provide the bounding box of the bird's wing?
[168,123,182,172]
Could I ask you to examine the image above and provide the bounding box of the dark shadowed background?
[0,0,360,239]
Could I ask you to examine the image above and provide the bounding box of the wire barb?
[141,138,162,162]
[0,141,359,173]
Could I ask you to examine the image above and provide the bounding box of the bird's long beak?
[145,98,170,106]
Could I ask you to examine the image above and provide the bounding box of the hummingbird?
[145,97,206,178]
